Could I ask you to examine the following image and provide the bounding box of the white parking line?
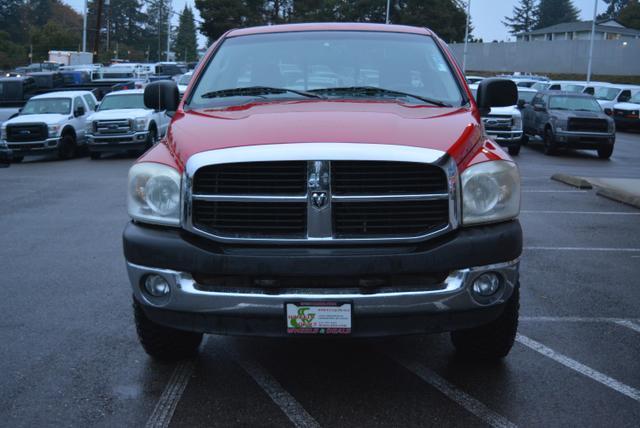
[516,334,640,403]
[614,320,640,334]
[228,346,321,428]
[521,316,640,323]
[145,360,196,428]
[522,190,589,193]
[388,352,517,428]
[524,246,640,253]
[521,210,640,215]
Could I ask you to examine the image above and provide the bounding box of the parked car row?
[467,74,639,157]
[0,89,169,162]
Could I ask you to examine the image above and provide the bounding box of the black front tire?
[597,145,613,160]
[144,127,157,152]
[133,299,203,361]
[543,128,557,156]
[57,133,77,160]
[508,144,521,156]
[450,286,520,360]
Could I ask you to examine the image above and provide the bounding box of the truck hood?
[170,100,479,165]
[6,113,69,126]
[88,109,151,121]
[550,109,609,120]
[613,102,640,111]
[487,105,518,115]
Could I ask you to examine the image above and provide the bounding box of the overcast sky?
[62,0,609,47]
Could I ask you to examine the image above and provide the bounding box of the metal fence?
[448,39,640,76]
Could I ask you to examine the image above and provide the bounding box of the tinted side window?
[74,96,85,112]
[618,90,631,102]
[83,94,96,111]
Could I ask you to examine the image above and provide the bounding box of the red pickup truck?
[124,23,522,361]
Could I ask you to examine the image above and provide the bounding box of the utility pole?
[462,0,471,72]
[82,0,87,52]
[586,0,598,84]
[158,6,162,62]
[93,0,104,58]
[105,0,110,57]
[166,0,171,61]
[385,0,390,24]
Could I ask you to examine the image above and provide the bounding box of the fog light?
[472,273,501,296]
[143,274,171,297]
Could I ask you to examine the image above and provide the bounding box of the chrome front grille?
[94,119,131,135]
[482,115,513,131]
[6,123,48,142]
[184,144,458,244]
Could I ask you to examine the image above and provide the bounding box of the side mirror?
[517,99,526,109]
[94,102,100,111]
[144,80,180,115]
[74,106,85,117]
[533,103,546,111]
[604,108,613,116]
[476,78,518,116]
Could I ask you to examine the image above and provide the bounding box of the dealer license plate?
[286,302,352,335]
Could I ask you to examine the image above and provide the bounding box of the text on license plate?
[286,302,352,335]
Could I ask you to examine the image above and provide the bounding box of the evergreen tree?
[0,0,27,44]
[173,5,198,62]
[503,0,539,35]
[145,0,172,61]
[619,0,640,28]
[599,0,630,20]
[535,0,580,29]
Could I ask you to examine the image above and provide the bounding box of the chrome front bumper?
[486,130,523,144]
[5,137,60,153]
[127,259,519,318]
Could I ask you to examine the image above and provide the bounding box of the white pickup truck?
[469,84,536,156]
[86,89,169,159]
[0,91,97,162]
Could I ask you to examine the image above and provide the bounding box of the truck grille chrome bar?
[182,143,459,244]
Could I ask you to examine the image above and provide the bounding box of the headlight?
[133,117,147,131]
[512,115,522,130]
[0,126,6,140]
[461,161,520,226]
[128,162,181,226]
[86,121,94,134]
[48,124,60,137]
[608,120,615,132]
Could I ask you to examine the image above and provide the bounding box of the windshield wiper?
[308,86,452,107]
[200,86,323,99]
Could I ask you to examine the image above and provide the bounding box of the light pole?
[462,0,471,73]
[166,1,172,62]
[82,0,87,52]
[385,0,390,24]
[586,0,598,84]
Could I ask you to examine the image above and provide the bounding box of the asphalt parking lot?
[1,133,639,427]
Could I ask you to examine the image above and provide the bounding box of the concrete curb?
[551,174,593,189]
[595,186,640,210]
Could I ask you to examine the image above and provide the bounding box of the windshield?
[549,96,602,112]
[532,82,550,91]
[98,94,146,110]
[628,93,640,104]
[518,90,536,103]
[564,84,585,93]
[179,74,192,85]
[22,98,70,115]
[189,31,464,108]
[594,87,620,101]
